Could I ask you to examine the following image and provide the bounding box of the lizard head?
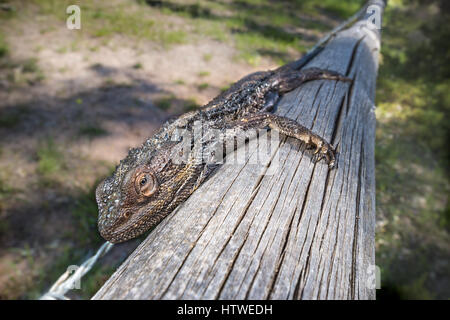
[96,141,182,243]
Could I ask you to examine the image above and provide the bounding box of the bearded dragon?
[96,65,351,243]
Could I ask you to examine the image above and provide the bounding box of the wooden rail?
[93,0,384,300]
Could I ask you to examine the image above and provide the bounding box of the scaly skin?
[96,66,351,243]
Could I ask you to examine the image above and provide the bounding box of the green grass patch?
[86,3,187,46]
[0,105,30,128]
[154,96,174,110]
[192,20,228,42]
[374,0,450,299]
[234,29,306,65]
[27,244,112,299]
[36,139,65,177]
[31,0,187,47]
[202,53,213,62]
[25,177,117,299]
[301,0,364,18]
[197,82,209,91]
[71,186,103,247]
[88,7,156,39]
[78,124,108,139]
[0,176,14,200]
[5,58,45,85]
[220,84,231,93]
[183,98,200,112]
[0,113,21,128]
[197,71,210,77]
[0,32,8,58]
[139,0,326,65]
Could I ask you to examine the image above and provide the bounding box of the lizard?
[96,64,351,243]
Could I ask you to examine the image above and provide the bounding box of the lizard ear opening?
[134,171,158,197]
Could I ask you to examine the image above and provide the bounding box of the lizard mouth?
[98,217,128,243]
[98,219,143,244]
[98,204,149,243]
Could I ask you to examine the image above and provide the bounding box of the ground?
[0,0,448,299]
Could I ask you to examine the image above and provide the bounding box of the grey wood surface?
[93,1,384,300]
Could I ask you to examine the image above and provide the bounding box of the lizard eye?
[123,211,131,219]
[134,172,158,197]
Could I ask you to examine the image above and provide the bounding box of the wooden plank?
[93,1,383,300]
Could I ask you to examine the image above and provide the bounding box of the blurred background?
[0,0,448,299]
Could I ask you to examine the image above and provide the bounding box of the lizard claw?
[325,146,336,169]
[309,140,336,169]
[316,69,352,83]
[313,145,321,154]
[313,153,324,163]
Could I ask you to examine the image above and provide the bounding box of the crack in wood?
[351,130,364,298]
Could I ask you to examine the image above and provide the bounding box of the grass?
[197,82,209,91]
[56,46,68,54]
[154,96,174,111]
[197,70,210,77]
[374,0,450,299]
[27,244,113,299]
[202,53,213,62]
[3,58,45,85]
[36,139,65,178]
[0,105,30,128]
[220,84,231,93]
[1,57,45,85]
[300,0,364,18]
[31,0,187,47]
[183,98,200,112]
[0,113,21,128]
[0,175,14,200]
[26,0,362,66]
[1,245,38,299]
[0,32,8,58]
[71,185,104,247]
[22,58,39,73]
[136,0,338,66]
[78,124,108,139]
[26,179,115,299]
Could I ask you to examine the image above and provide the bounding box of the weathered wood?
[93,1,384,300]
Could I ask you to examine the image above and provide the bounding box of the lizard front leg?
[237,112,336,168]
